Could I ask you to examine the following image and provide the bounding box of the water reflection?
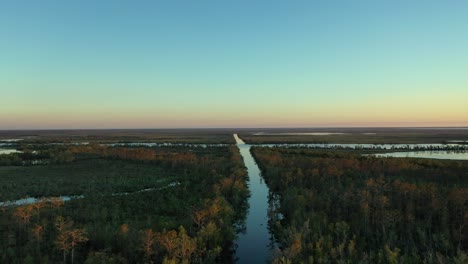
[0,182,179,207]
[234,134,274,263]
[261,143,468,150]
[107,143,227,148]
[372,150,468,160]
[0,148,20,155]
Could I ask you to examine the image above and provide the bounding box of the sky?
[1,0,467,129]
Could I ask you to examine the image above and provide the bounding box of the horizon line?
[1,126,468,131]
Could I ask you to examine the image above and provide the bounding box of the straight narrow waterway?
[234,134,273,263]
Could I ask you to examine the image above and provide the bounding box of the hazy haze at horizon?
[1,1,468,129]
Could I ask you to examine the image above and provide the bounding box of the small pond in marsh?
[0,149,20,155]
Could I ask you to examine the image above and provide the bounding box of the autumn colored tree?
[13,205,34,227]
[157,227,197,263]
[56,230,72,263]
[68,229,89,264]
[54,216,88,264]
[141,229,157,262]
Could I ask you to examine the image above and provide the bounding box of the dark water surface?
[234,134,273,263]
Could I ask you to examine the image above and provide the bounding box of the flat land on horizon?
[2,127,468,145]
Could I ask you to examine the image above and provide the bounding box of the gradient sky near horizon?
[1,0,468,129]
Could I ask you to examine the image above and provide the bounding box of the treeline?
[268,145,468,151]
[0,146,249,263]
[7,132,235,144]
[252,147,468,263]
[239,133,468,145]
[0,144,217,167]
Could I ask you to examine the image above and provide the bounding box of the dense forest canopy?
[252,147,468,263]
[1,130,468,263]
[0,144,249,263]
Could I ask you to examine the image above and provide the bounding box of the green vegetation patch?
[0,159,174,202]
[0,145,249,264]
[252,147,468,263]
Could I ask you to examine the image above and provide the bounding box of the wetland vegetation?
[0,129,236,145]
[0,139,249,263]
[1,129,467,263]
[252,147,468,263]
[239,128,468,145]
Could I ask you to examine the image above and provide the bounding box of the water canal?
[234,134,273,263]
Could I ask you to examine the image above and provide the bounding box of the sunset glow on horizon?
[2,1,468,129]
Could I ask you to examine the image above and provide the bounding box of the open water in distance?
[372,150,468,160]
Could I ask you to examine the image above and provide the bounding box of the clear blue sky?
[1,0,467,129]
